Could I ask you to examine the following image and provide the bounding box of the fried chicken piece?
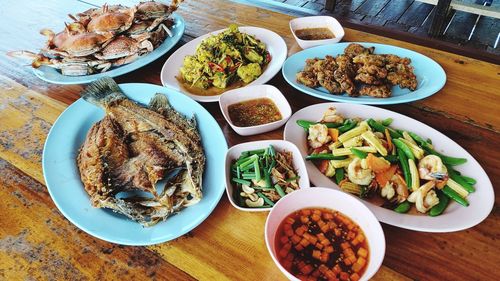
[296,71,318,88]
[304,58,321,72]
[355,64,388,85]
[318,71,343,94]
[344,43,375,58]
[334,54,357,96]
[359,84,392,98]
[383,54,417,90]
[387,69,418,90]
[353,54,386,66]
[352,54,387,85]
[383,54,411,66]
[311,55,342,94]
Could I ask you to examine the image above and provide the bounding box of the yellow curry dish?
[179,24,271,94]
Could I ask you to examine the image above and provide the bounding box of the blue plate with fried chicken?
[282,42,446,104]
[42,78,227,245]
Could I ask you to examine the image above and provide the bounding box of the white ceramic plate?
[160,26,288,102]
[283,103,494,232]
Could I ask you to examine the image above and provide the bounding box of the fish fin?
[81,77,125,106]
[190,114,197,127]
[148,93,171,112]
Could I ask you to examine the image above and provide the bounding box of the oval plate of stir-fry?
[284,103,494,232]
[161,25,287,102]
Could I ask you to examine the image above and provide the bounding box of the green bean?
[350,148,368,159]
[263,169,272,188]
[235,154,253,165]
[235,191,244,207]
[429,190,450,216]
[338,119,358,133]
[447,167,475,193]
[442,186,469,207]
[274,184,286,197]
[383,154,399,163]
[296,120,342,130]
[238,154,258,169]
[252,186,275,191]
[335,168,345,184]
[459,175,477,185]
[424,147,467,166]
[381,118,394,126]
[367,118,402,138]
[245,148,265,155]
[236,166,241,179]
[394,201,411,213]
[393,139,415,161]
[232,178,251,185]
[306,154,347,161]
[407,132,428,147]
[253,160,261,181]
[397,148,411,187]
[257,192,275,206]
[408,131,467,166]
[268,145,276,157]
[240,163,255,172]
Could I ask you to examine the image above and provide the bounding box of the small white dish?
[161,26,288,102]
[289,16,345,49]
[219,85,292,136]
[225,140,310,212]
[265,187,385,281]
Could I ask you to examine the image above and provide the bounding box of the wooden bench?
[416,0,500,36]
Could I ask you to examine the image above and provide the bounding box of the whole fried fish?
[77,77,205,226]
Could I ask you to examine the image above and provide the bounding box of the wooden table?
[1,0,499,280]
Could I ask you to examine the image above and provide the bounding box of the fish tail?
[81,77,125,107]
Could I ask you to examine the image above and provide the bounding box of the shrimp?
[381,173,409,203]
[308,124,331,148]
[408,181,439,213]
[321,107,344,123]
[418,155,448,186]
[347,158,373,185]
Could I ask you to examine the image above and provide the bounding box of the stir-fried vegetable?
[302,106,477,216]
[231,145,300,208]
[180,24,270,90]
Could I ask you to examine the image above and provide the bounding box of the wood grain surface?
[0,0,499,280]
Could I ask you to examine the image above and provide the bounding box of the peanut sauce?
[228,98,282,127]
[295,27,335,40]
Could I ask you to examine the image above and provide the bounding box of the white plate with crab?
[283,103,494,232]
[30,13,185,85]
[160,26,288,102]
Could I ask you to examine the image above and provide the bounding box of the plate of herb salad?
[284,103,494,232]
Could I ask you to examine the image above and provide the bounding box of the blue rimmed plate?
[42,83,227,245]
[282,42,446,104]
[32,13,185,85]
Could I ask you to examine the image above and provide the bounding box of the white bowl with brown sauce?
[219,84,292,136]
[265,187,385,281]
[289,16,345,49]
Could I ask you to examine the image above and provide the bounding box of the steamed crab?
[8,0,183,76]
